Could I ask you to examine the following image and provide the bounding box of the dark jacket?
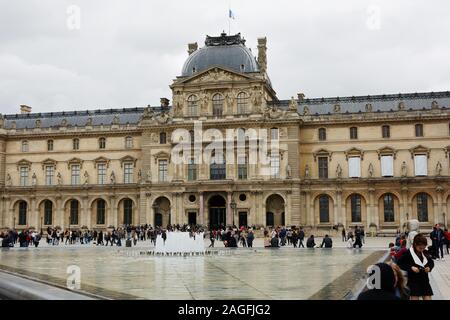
[358,263,400,300]
[320,237,333,248]
[306,237,316,248]
[398,249,434,297]
[270,237,280,247]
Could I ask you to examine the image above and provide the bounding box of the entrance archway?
[208,195,226,229]
[266,194,285,227]
[153,197,171,227]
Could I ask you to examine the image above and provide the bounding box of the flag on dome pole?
[229,9,235,19]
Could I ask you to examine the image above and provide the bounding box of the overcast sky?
[1,0,449,114]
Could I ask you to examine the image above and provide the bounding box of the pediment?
[120,155,137,167]
[94,156,110,168]
[41,158,57,169]
[153,151,171,164]
[67,157,83,169]
[313,149,333,161]
[16,159,31,170]
[377,146,397,159]
[175,66,255,85]
[409,145,430,158]
[345,147,364,160]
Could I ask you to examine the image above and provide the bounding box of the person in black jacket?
[306,235,316,248]
[357,263,400,300]
[430,224,446,260]
[320,235,333,248]
[398,234,434,300]
[298,229,305,248]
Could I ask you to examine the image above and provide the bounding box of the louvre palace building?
[0,32,449,235]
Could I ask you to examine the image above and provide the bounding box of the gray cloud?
[0,0,449,114]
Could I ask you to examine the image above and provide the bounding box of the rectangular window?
[158,160,168,182]
[351,195,362,222]
[382,125,390,138]
[125,137,133,149]
[270,154,280,179]
[45,166,54,185]
[318,157,328,179]
[210,154,226,180]
[97,163,107,185]
[187,158,197,181]
[237,156,248,180]
[414,155,427,176]
[350,127,358,140]
[71,165,80,185]
[348,157,361,178]
[381,155,394,177]
[415,124,423,137]
[270,128,279,140]
[20,167,29,186]
[124,163,134,184]
[47,140,54,151]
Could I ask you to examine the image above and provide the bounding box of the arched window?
[351,194,362,222]
[212,94,224,116]
[319,195,330,223]
[69,200,79,225]
[318,128,326,141]
[270,127,279,140]
[44,200,53,225]
[416,193,428,222]
[18,201,27,225]
[99,137,106,149]
[383,194,395,222]
[266,212,274,227]
[187,95,198,116]
[125,136,133,149]
[73,138,80,150]
[47,140,54,151]
[159,132,167,144]
[96,199,106,225]
[21,140,29,152]
[237,92,248,114]
[210,151,226,180]
[123,199,133,225]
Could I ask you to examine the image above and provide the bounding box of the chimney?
[257,37,267,74]
[297,93,305,102]
[188,42,198,55]
[20,105,32,114]
[160,98,170,108]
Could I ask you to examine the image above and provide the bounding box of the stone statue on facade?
[288,97,297,111]
[333,104,341,113]
[112,116,120,125]
[83,171,89,185]
[137,169,143,184]
[31,173,37,187]
[431,101,439,109]
[225,93,233,114]
[57,172,63,185]
[304,164,310,179]
[336,164,343,179]
[86,117,93,126]
[368,163,374,178]
[401,161,407,177]
[365,103,373,112]
[435,161,442,176]
[146,169,152,183]
[398,102,405,111]
[142,106,154,120]
[200,92,209,113]
[303,106,310,116]
[110,171,116,184]
[286,164,292,179]
[6,173,12,187]
[35,119,41,128]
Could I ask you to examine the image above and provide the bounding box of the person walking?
[353,230,363,248]
[209,231,215,248]
[430,224,445,260]
[398,234,434,300]
[298,228,305,248]
[247,230,254,248]
[291,230,298,248]
[342,228,346,242]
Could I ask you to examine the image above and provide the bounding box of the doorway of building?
[188,212,197,225]
[209,195,226,229]
[238,212,248,228]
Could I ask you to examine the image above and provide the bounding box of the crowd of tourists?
[360,223,449,300]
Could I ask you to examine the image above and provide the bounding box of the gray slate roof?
[2,92,449,130]
[274,91,450,115]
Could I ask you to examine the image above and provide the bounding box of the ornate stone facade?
[0,33,449,235]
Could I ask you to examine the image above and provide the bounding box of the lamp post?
[230,200,236,227]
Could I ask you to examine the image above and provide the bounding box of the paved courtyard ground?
[1,236,449,299]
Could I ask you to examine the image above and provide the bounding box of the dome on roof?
[181,33,260,77]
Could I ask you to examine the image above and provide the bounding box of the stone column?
[199,193,204,226]
[367,188,375,229]
[110,195,118,228]
[227,192,233,226]
[436,186,444,225]
[286,191,292,226]
[400,186,409,229]
[82,196,89,229]
[30,196,38,229]
[305,191,313,227]
[57,196,64,230]
[145,192,152,225]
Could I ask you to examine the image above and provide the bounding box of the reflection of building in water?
[1,32,449,236]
